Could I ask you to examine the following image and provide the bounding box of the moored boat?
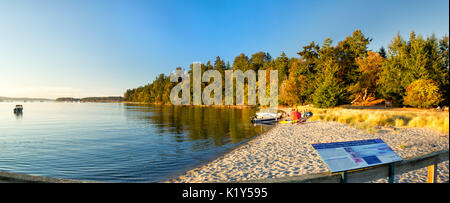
[13,105,23,114]
[251,109,284,124]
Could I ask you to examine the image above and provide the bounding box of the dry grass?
[294,106,449,134]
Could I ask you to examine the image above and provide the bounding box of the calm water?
[0,102,270,182]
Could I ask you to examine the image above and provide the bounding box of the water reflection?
[0,102,272,182]
[14,112,23,119]
[124,104,270,146]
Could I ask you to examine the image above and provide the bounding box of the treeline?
[124,30,449,108]
[56,97,82,102]
[56,97,124,102]
[0,96,53,102]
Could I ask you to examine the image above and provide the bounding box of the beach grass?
[294,106,449,134]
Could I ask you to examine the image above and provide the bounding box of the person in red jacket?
[290,108,301,120]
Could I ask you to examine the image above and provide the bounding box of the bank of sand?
[167,121,449,183]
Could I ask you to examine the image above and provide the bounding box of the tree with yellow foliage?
[403,79,443,108]
[350,51,385,106]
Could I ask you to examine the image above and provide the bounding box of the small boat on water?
[14,105,23,114]
[251,108,314,125]
[251,109,284,124]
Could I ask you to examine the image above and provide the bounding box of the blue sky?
[0,0,448,99]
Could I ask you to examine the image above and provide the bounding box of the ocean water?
[0,102,269,182]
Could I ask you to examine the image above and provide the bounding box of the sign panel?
[312,139,402,173]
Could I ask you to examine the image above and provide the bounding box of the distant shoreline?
[55,96,124,103]
[0,96,54,102]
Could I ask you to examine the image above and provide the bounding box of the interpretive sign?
[312,139,402,173]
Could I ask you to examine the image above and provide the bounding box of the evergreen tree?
[336,30,371,88]
[232,53,251,71]
[226,61,231,70]
[313,74,345,108]
[214,56,226,75]
[378,46,387,58]
[274,51,289,83]
[377,32,408,104]
[250,51,270,71]
[296,41,320,104]
[312,38,346,108]
[439,35,449,105]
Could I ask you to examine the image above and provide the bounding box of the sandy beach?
[167,121,449,183]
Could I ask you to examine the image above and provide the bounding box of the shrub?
[407,116,427,128]
[301,106,448,134]
[443,118,449,133]
[394,118,405,127]
[403,79,443,108]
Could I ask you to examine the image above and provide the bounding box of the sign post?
[388,163,395,183]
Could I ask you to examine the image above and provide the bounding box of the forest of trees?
[124,30,449,108]
[56,97,124,102]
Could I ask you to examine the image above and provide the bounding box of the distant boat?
[14,105,23,114]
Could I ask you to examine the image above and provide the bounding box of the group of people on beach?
[289,108,312,121]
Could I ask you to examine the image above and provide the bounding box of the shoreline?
[167,121,449,183]
[2,121,447,183]
[122,102,259,109]
[160,124,277,183]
